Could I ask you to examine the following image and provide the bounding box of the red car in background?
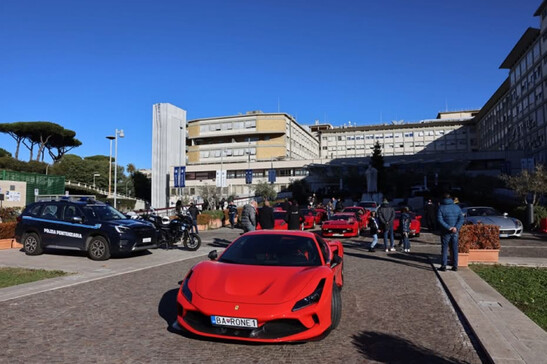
[342,206,370,230]
[257,210,289,230]
[299,208,327,229]
[321,212,360,238]
[393,210,422,237]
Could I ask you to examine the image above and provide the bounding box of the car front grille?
[183,311,307,340]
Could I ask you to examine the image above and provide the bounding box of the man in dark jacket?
[424,199,437,231]
[377,199,395,252]
[437,193,464,271]
[258,200,275,229]
[286,200,302,230]
[188,202,200,234]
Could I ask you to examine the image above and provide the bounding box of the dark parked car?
[15,197,157,260]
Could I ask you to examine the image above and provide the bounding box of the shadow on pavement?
[158,287,181,334]
[352,331,460,363]
[207,238,232,248]
[343,247,435,271]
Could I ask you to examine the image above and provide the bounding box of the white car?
[461,206,523,238]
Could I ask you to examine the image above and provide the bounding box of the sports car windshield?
[330,215,351,221]
[219,234,322,267]
[465,207,500,217]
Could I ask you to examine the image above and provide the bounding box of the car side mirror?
[72,216,83,224]
[503,212,508,217]
[208,250,218,260]
[331,254,342,268]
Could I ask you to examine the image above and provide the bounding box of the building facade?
[475,2,546,166]
[151,103,186,208]
[186,111,319,165]
[314,111,477,160]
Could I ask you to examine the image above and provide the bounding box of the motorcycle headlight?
[182,271,193,303]
[115,225,131,234]
[292,279,325,311]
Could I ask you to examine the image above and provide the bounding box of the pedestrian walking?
[240,200,257,233]
[258,200,275,229]
[437,193,464,271]
[377,198,395,252]
[368,211,380,252]
[228,201,238,229]
[399,206,411,253]
[286,200,302,230]
[188,202,200,234]
[327,197,335,219]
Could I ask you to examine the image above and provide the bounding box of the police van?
[15,197,157,260]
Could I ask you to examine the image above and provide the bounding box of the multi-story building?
[186,111,319,165]
[314,111,478,160]
[475,2,546,165]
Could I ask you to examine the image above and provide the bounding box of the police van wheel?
[23,233,43,256]
[88,236,111,261]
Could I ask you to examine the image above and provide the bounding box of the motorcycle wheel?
[183,233,201,251]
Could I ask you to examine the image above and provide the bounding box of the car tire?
[183,233,201,251]
[330,284,342,330]
[22,232,43,256]
[88,236,111,261]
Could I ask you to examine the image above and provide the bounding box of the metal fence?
[0,170,65,205]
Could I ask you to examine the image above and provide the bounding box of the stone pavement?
[1,227,546,363]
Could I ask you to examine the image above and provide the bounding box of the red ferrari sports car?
[321,212,360,238]
[393,210,422,237]
[299,208,326,229]
[342,206,370,229]
[174,230,344,342]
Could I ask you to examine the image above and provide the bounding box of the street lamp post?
[93,173,100,188]
[106,136,115,196]
[113,129,124,208]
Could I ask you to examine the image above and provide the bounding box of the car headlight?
[115,225,131,234]
[182,271,193,303]
[514,219,523,227]
[292,279,325,311]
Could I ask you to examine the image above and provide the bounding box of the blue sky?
[0,0,541,169]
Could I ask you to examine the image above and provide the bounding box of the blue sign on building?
[174,167,180,188]
[245,169,253,184]
[268,169,276,184]
[179,166,186,188]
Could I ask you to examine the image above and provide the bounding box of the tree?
[198,183,219,209]
[0,122,34,159]
[45,128,82,163]
[253,181,277,201]
[500,164,547,205]
[370,141,386,191]
[132,171,151,202]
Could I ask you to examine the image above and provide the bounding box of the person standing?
[437,193,464,271]
[241,200,257,233]
[188,202,200,234]
[228,201,238,229]
[286,200,302,230]
[424,199,437,231]
[377,199,395,252]
[327,197,335,219]
[368,211,380,252]
[399,206,411,253]
[335,198,343,212]
[258,200,275,229]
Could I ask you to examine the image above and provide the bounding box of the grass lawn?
[470,264,547,331]
[0,267,68,288]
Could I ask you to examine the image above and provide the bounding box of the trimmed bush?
[0,207,21,223]
[0,222,16,239]
[458,223,500,253]
[197,214,211,225]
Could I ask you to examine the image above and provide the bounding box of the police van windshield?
[84,205,127,221]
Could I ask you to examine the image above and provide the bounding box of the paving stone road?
[0,230,485,363]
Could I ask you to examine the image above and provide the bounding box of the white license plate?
[142,237,152,243]
[211,315,258,328]
[332,233,344,237]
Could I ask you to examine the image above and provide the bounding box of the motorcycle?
[139,212,201,251]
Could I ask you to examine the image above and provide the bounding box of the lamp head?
[118,129,125,138]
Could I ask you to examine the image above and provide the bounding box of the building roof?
[472,78,510,123]
[317,119,472,135]
[534,0,547,16]
[499,28,540,69]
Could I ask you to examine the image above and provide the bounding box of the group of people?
[238,199,308,233]
[367,199,411,253]
[366,194,464,272]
